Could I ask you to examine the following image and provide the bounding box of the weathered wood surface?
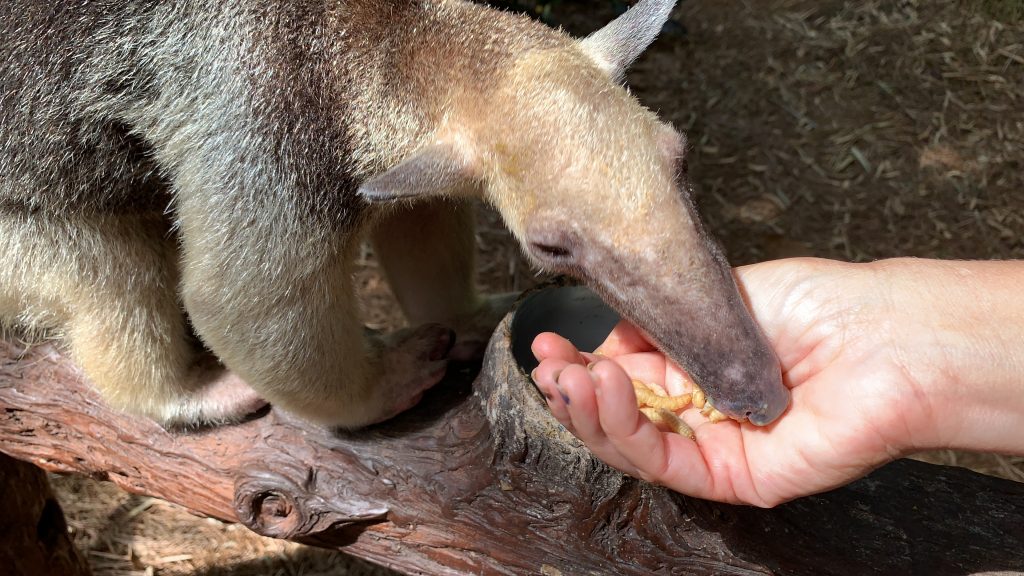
[1,314,1024,575]
[0,451,92,575]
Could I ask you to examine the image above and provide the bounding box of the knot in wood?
[233,467,389,540]
[235,479,304,538]
[256,492,291,519]
[252,490,298,534]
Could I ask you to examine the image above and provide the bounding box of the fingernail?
[530,368,539,382]
[554,384,570,405]
[552,369,570,405]
[586,363,602,389]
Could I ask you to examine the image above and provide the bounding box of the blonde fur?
[1,0,787,428]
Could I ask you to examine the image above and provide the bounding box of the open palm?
[531,258,933,506]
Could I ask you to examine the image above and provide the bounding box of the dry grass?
[53,1,1023,574]
[52,474,387,576]
[633,0,1023,477]
[971,0,1024,21]
[639,0,1023,265]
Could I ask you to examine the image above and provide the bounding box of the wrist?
[873,258,1024,455]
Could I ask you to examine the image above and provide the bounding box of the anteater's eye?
[530,242,573,261]
[526,225,577,265]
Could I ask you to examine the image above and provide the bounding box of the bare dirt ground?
[51,1,1023,574]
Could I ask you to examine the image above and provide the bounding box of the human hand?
[532,257,1024,506]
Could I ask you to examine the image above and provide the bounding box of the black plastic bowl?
[509,286,620,374]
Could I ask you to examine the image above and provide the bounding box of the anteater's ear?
[358,143,479,202]
[579,0,677,83]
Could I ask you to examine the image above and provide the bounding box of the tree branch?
[1,295,1022,575]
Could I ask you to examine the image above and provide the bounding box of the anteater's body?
[0,0,789,428]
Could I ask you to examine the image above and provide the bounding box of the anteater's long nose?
[583,228,791,427]
[706,352,789,426]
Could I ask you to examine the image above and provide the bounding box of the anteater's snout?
[709,359,789,426]
[585,253,793,427]
[749,374,790,425]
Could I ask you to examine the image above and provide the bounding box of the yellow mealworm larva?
[645,381,669,397]
[707,409,729,423]
[632,380,691,411]
[640,407,695,439]
[691,387,706,409]
[645,393,692,411]
[639,407,663,427]
[631,379,651,396]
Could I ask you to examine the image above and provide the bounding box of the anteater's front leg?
[371,199,516,362]
[178,216,452,429]
[0,211,266,427]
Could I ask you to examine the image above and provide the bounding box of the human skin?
[531,257,1024,507]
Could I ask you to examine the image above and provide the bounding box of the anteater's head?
[359,0,789,425]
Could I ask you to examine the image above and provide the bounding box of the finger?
[588,359,673,477]
[732,263,784,339]
[590,359,731,499]
[554,363,642,476]
[601,352,668,388]
[675,408,769,504]
[593,320,656,356]
[532,332,588,365]
[532,359,574,431]
[732,260,816,354]
[663,362,697,396]
[557,364,608,444]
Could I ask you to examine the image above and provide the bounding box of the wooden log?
[0,288,1023,575]
[0,451,91,576]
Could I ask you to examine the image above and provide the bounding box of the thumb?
[732,257,828,347]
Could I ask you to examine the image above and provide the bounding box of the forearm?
[874,258,1024,455]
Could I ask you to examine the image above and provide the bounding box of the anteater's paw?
[369,323,454,424]
[448,292,519,363]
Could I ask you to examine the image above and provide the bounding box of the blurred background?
[53,1,1023,574]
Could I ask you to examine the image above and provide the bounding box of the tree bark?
[0,451,92,576]
[1,296,1023,575]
